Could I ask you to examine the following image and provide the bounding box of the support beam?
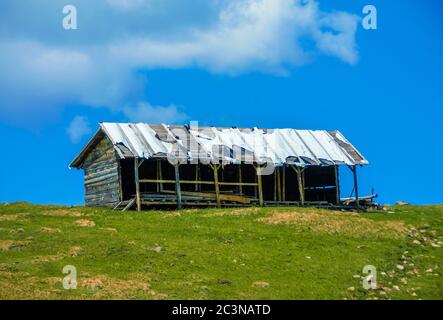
[139,179,257,186]
[273,168,277,201]
[211,164,221,208]
[254,173,258,199]
[134,158,141,211]
[255,165,264,207]
[291,166,305,206]
[352,165,359,208]
[277,167,282,201]
[118,160,124,202]
[334,166,340,205]
[174,164,182,209]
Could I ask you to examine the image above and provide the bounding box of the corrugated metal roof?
[70,122,368,168]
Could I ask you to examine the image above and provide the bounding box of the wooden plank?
[255,165,264,207]
[85,162,118,175]
[162,190,252,204]
[277,167,282,201]
[86,181,120,192]
[85,178,119,189]
[291,165,305,205]
[174,164,182,209]
[334,166,340,205]
[122,198,136,211]
[212,164,221,208]
[274,168,277,201]
[138,179,257,186]
[85,193,120,202]
[118,160,123,201]
[352,165,359,208]
[84,172,119,186]
[135,158,141,211]
[84,166,119,180]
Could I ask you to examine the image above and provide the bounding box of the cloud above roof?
[0,0,360,126]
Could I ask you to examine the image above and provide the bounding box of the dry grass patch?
[0,240,31,251]
[100,227,117,232]
[43,209,83,217]
[0,215,19,221]
[75,219,95,227]
[33,254,64,262]
[68,246,82,257]
[252,281,270,288]
[40,227,62,233]
[78,274,158,299]
[258,210,407,239]
[43,274,162,299]
[33,246,83,262]
[205,207,261,217]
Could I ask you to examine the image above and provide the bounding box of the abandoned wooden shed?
[69,122,368,210]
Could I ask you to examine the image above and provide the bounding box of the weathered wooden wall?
[83,136,121,207]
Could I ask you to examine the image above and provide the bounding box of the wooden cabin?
[69,123,368,210]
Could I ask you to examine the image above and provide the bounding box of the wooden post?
[352,165,359,208]
[293,166,305,206]
[254,174,258,199]
[174,164,182,209]
[302,169,306,203]
[273,168,277,201]
[118,160,124,202]
[134,158,141,211]
[255,165,264,207]
[212,164,221,208]
[334,166,340,205]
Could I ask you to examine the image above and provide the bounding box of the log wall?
[83,136,121,207]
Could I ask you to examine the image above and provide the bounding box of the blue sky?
[0,0,442,205]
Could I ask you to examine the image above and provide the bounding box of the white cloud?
[123,102,188,124]
[0,0,360,126]
[66,116,92,143]
[109,0,359,74]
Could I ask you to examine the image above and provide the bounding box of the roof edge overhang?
[69,126,106,169]
[69,123,369,169]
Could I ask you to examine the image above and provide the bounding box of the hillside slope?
[0,203,442,300]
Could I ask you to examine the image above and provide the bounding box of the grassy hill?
[0,202,442,300]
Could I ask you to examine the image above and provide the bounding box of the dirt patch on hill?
[258,210,407,239]
[75,219,95,227]
[0,240,31,251]
[0,215,19,221]
[44,273,163,299]
[68,246,82,257]
[43,209,83,217]
[33,246,83,262]
[40,227,62,233]
[80,274,157,298]
[100,227,117,232]
[205,207,261,217]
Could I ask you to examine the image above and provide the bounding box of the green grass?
[0,202,442,300]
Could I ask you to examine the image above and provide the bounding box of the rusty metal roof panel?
[70,122,369,168]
